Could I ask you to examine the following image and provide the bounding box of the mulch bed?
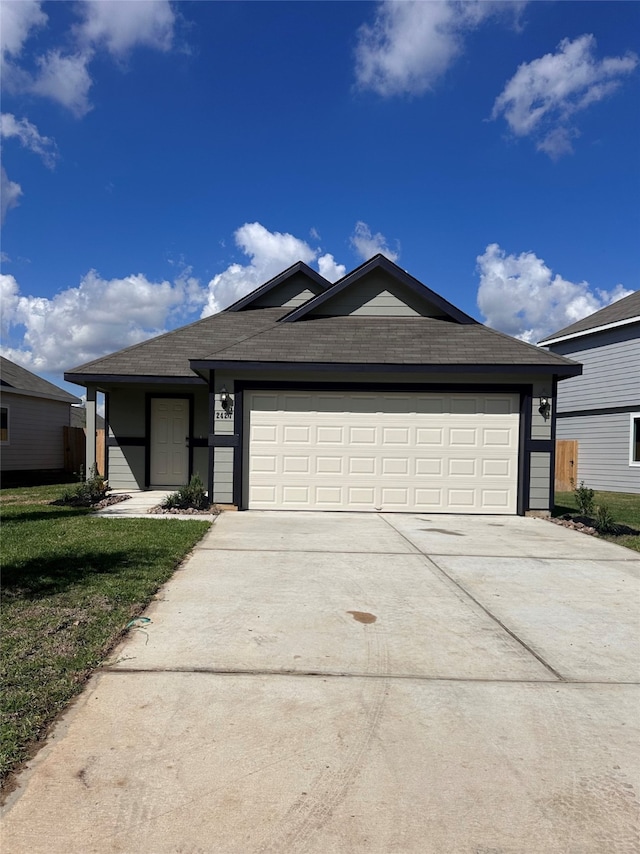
[50,494,132,509]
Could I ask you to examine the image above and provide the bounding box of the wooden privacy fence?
[64,427,105,477]
[555,439,578,492]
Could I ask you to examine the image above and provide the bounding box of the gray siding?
[549,325,639,412]
[105,383,208,490]
[252,273,324,309]
[556,411,640,494]
[0,391,71,471]
[529,452,551,509]
[309,272,445,317]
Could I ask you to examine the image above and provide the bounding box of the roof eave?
[189,359,582,378]
[539,315,640,346]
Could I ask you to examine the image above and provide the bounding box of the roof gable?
[225,261,329,312]
[282,255,476,324]
[539,290,640,345]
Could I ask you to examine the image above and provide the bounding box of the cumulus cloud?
[0,0,47,70]
[75,0,175,56]
[350,221,399,262]
[1,222,349,371]
[492,35,638,159]
[355,0,523,97]
[1,0,177,117]
[1,167,22,224]
[202,223,318,316]
[1,113,58,167]
[0,268,206,373]
[318,253,346,283]
[30,50,94,117]
[476,243,632,343]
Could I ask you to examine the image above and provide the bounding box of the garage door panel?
[248,392,519,513]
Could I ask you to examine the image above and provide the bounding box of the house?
[1,356,81,486]
[539,290,640,495]
[65,255,581,515]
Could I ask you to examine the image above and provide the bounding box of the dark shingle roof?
[66,308,287,378]
[66,310,579,380]
[1,356,80,403]
[539,290,640,343]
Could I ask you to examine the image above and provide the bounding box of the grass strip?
[1,486,210,787]
[554,490,640,553]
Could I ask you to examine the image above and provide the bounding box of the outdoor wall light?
[220,385,233,413]
[538,396,551,420]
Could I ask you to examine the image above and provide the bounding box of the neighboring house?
[1,356,81,486]
[66,255,580,515]
[539,290,640,495]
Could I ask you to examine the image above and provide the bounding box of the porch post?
[208,371,215,501]
[85,386,97,478]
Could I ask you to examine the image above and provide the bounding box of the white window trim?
[1,403,9,445]
[630,412,640,467]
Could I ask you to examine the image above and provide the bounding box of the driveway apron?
[2,511,639,853]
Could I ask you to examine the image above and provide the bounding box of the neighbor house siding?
[549,326,639,412]
[556,412,640,494]
[0,391,71,472]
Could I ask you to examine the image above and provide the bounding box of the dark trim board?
[208,373,215,502]
[549,375,558,509]
[65,373,206,387]
[106,436,146,447]
[144,393,194,489]
[557,403,640,418]
[192,360,581,378]
[233,381,535,514]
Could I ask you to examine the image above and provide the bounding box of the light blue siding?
[550,326,639,413]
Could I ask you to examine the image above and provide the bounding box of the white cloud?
[1,113,58,168]
[355,0,522,97]
[476,243,632,343]
[202,222,319,316]
[1,0,177,117]
[75,0,175,56]
[492,35,638,159]
[350,221,399,262]
[1,167,22,224]
[30,50,94,117]
[0,268,206,373]
[318,253,346,283]
[0,0,47,68]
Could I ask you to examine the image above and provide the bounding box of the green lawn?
[554,490,640,553]
[1,485,210,788]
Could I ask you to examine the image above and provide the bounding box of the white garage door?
[247,391,520,513]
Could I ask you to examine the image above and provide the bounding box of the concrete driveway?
[3,512,639,853]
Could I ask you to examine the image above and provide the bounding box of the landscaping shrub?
[595,503,618,535]
[162,474,209,510]
[58,465,108,507]
[574,481,595,516]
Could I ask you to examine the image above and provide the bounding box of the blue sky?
[1,0,638,396]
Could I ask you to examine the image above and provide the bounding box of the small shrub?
[59,464,108,507]
[162,474,209,511]
[574,481,595,516]
[595,503,618,535]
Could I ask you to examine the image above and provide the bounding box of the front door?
[150,398,189,487]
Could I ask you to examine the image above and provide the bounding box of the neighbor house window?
[0,406,8,443]
[631,413,640,466]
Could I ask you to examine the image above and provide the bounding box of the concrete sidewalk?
[94,490,218,521]
[2,512,639,853]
